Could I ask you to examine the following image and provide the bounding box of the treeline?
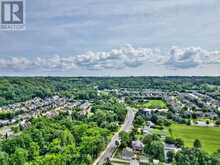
[95,76,220,91]
[175,147,220,165]
[1,77,220,106]
[0,78,54,106]
[0,77,98,106]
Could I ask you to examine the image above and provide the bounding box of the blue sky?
[0,0,220,76]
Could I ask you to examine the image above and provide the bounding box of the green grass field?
[170,124,220,153]
[136,99,167,109]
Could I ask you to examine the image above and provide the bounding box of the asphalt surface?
[93,107,136,165]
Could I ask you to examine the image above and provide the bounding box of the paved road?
[93,107,136,165]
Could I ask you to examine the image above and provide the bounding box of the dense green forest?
[0,77,220,106]
[1,117,109,165]
[0,95,127,165]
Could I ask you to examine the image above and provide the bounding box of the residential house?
[132,140,144,152]
[79,102,91,115]
[164,143,181,162]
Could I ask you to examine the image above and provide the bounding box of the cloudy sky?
[0,0,220,76]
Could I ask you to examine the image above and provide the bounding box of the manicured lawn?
[169,124,220,153]
[136,99,167,109]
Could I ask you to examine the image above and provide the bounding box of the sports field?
[136,99,167,109]
[170,124,220,153]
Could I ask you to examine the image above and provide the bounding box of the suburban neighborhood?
[0,77,220,165]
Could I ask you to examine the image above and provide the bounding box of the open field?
[170,124,220,153]
[136,99,167,109]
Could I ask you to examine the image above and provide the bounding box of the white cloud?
[74,45,162,70]
[165,47,220,69]
[0,57,32,70]
[0,45,219,73]
[35,55,76,70]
